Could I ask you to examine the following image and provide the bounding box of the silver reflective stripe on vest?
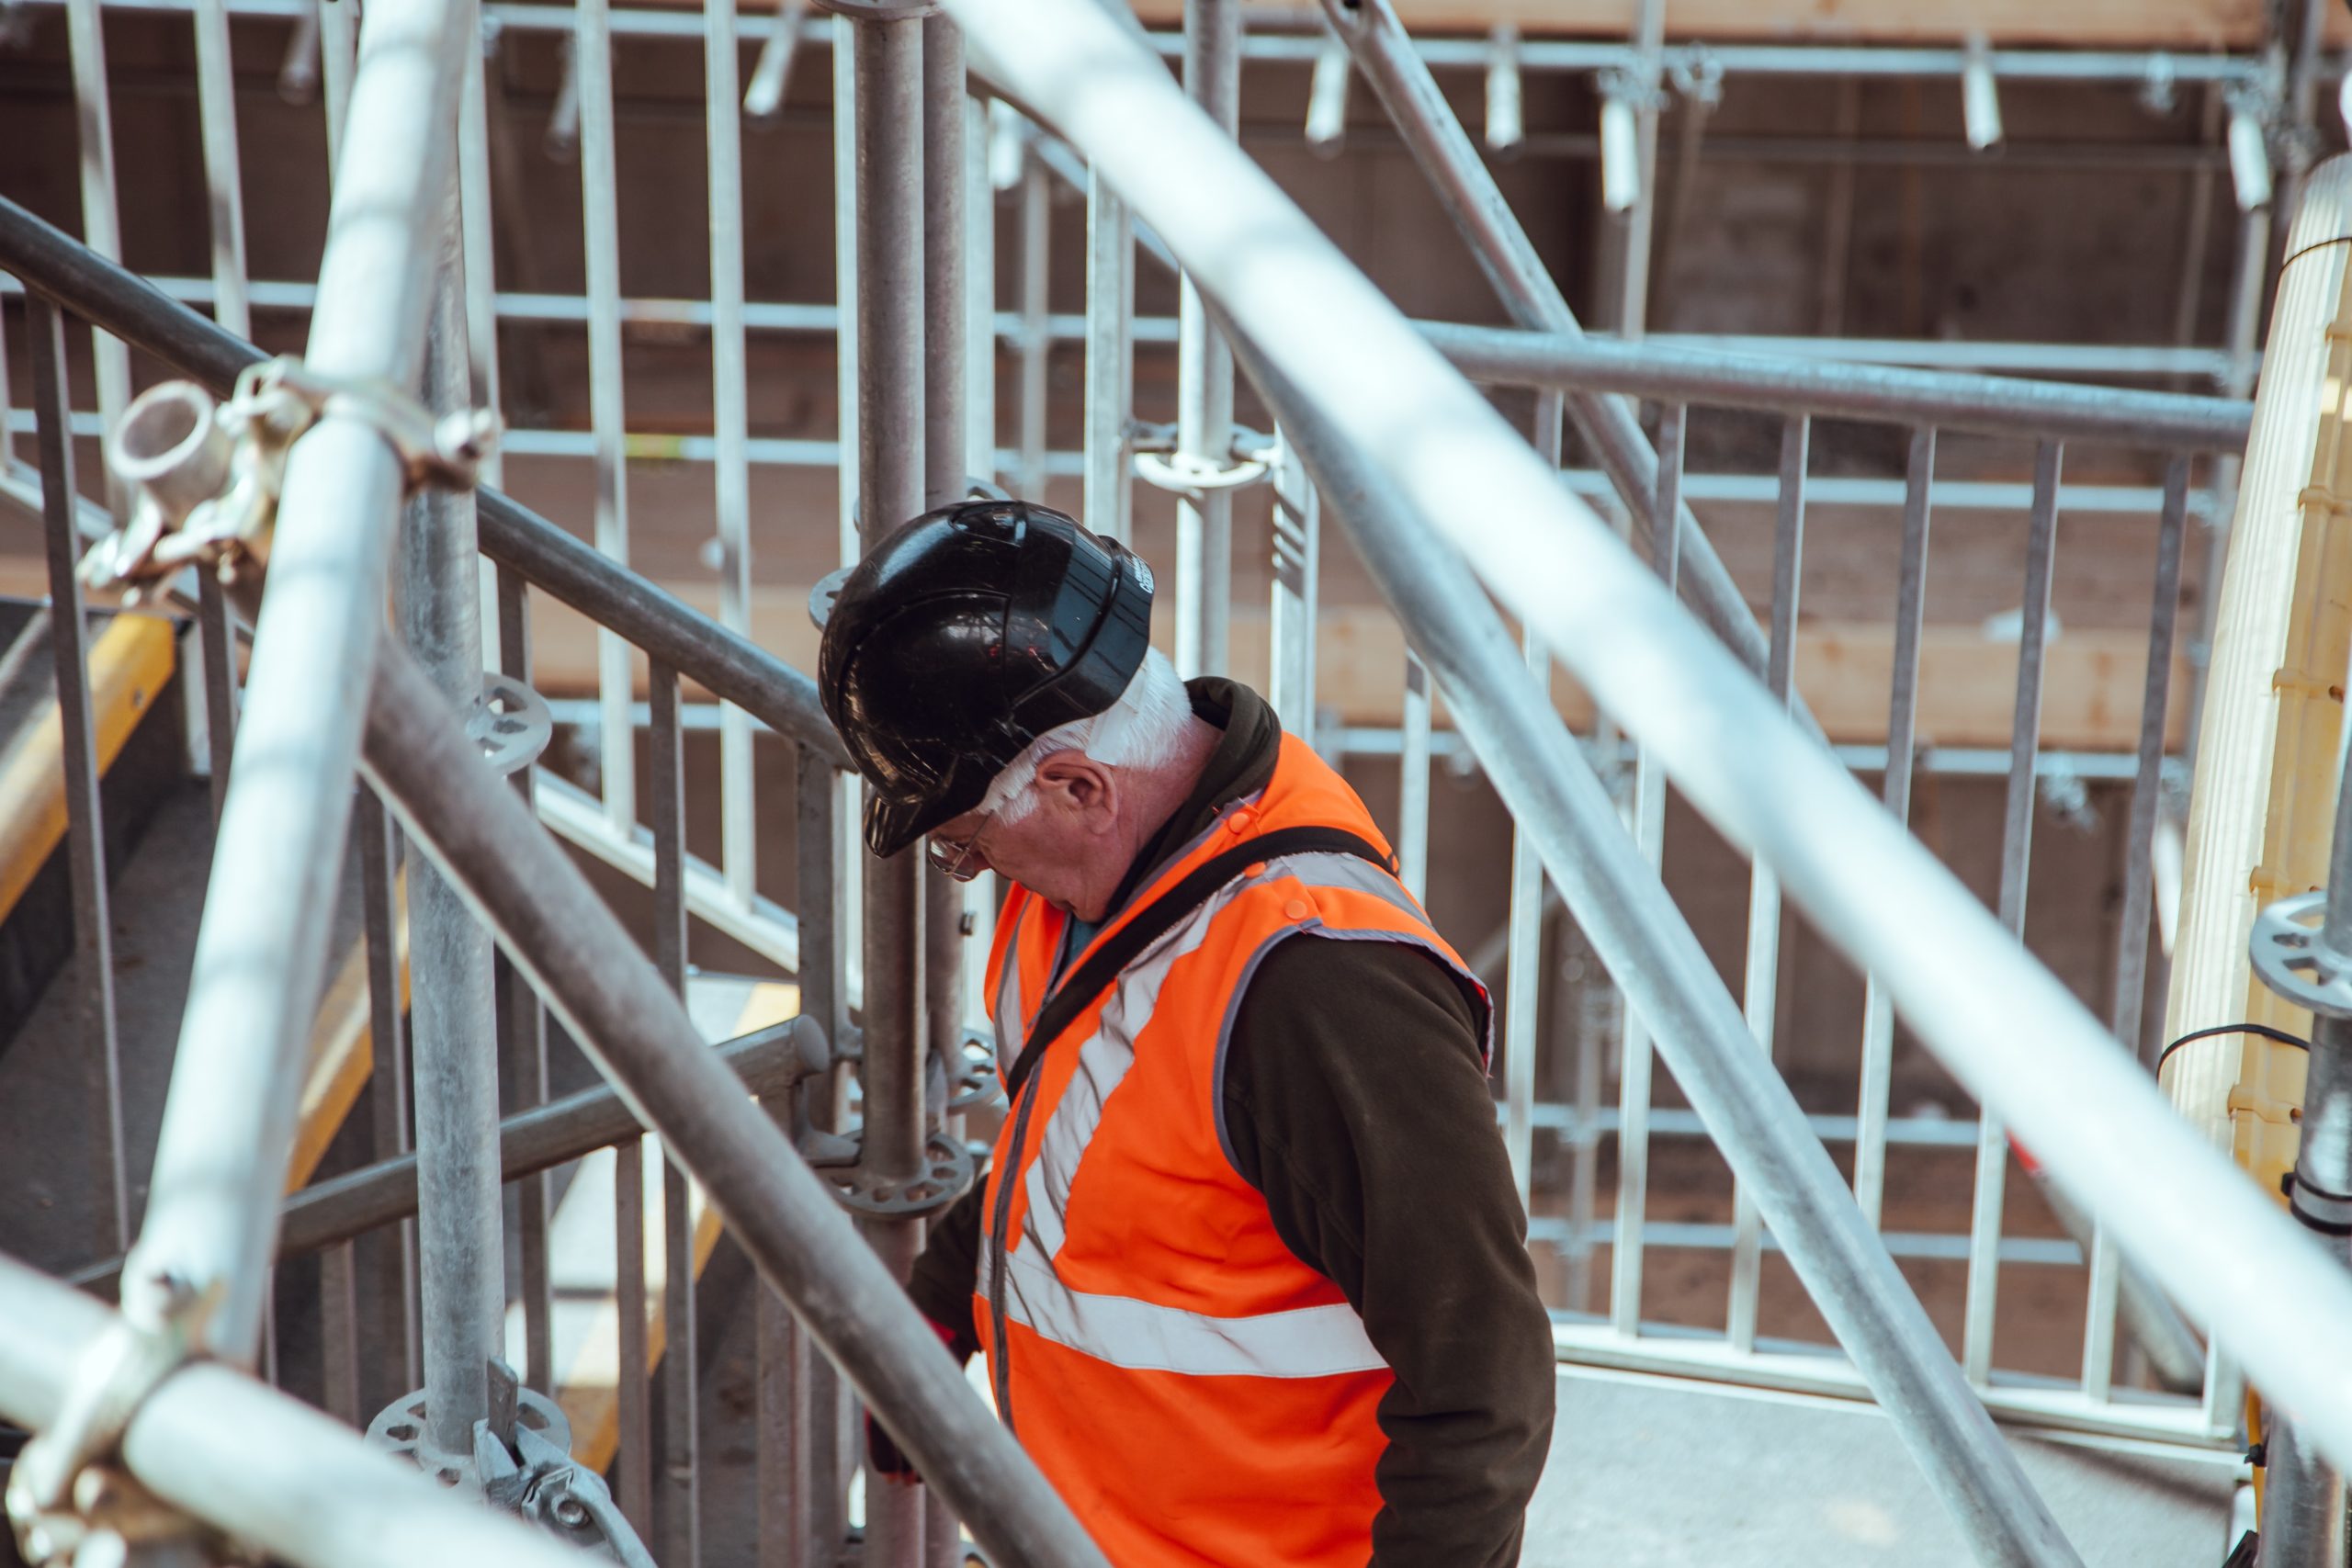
[993,901,1029,1066]
[1017,852,1398,1259]
[980,1236,1388,1379]
[986,850,1446,1381]
[1020,873,1239,1258]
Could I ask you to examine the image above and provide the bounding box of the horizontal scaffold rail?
[0,193,853,773]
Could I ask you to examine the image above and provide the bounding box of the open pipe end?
[108,381,231,523]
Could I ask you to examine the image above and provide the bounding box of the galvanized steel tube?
[118,0,469,1365]
[1609,400,1685,1337]
[2081,458,2207,1403]
[0,1256,595,1568]
[1853,427,1935,1232]
[1420,320,2251,451]
[1961,441,2063,1387]
[1216,326,2083,1567]
[1726,414,1807,1354]
[1083,166,1135,544]
[1318,0,1795,719]
[854,18,928,1566]
[1015,154,1048,502]
[1174,0,1237,678]
[707,0,756,910]
[922,50,972,1488]
[0,193,853,771]
[577,0,634,834]
[356,638,1108,1568]
[192,0,250,341]
[28,298,127,1257]
[401,233,504,1459]
[64,0,130,513]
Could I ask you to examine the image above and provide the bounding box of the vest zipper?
[986,1050,1048,1436]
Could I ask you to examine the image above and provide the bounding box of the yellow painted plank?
[284,879,412,1192]
[0,615,177,924]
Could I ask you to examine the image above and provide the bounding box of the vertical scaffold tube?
[357,638,1109,1568]
[119,0,469,1365]
[853,16,928,1568]
[922,20,968,1564]
[1174,0,1237,678]
[401,226,503,1461]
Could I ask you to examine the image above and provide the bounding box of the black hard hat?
[819,500,1156,859]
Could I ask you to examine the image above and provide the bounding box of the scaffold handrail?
[0,193,852,773]
[1422,321,2255,449]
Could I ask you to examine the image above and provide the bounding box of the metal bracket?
[368,1360,651,1568]
[944,1029,1001,1113]
[89,358,499,597]
[1595,63,1669,114]
[6,1275,225,1568]
[1668,47,1724,110]
[470,672,553,778]
[806,1125,976,1218]
[1130,423,1275,506]
[365,1370,572,1492]
[2250,891,2352,1020]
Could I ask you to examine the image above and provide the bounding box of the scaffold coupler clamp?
[2250,890,2352,1234]
[366,1359,652,1568]
[5,1273,228,1568]
[86,356,499,601]
[1130,423,1276,509]
[1667,47,1724,110]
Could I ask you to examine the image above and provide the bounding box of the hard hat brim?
[863,779,974,862]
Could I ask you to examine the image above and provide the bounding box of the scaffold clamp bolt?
[88,358,500,599]
[5,1275,226,1568]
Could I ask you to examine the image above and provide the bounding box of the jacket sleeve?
[1222,935,1555,1568]
[906,1180,986,1363]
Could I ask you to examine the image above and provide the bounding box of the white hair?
[980,647,1193,823]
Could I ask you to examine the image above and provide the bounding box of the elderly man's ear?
[1035,750,1120,831]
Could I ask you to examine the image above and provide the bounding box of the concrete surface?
[1523,1364,2240,1566]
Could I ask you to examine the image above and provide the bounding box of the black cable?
[2154,1022,2311,1077]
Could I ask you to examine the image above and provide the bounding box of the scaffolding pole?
[1173,0,1237,678]
[115,0,469,1366]
[356,635,1107,1568]
[849,14,928,1568]
[400,218,504,1462]
[1318,0,1804,729]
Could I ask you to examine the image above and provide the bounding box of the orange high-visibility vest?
[976,734,1492,1568]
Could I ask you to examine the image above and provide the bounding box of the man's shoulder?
[1226,929,1488,1098]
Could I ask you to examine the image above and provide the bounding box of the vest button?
[1284,897,1311,922]
[1245,862,1267,878]
[1227,808,1254,833]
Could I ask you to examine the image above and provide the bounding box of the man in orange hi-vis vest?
[819,499,1555,1567]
